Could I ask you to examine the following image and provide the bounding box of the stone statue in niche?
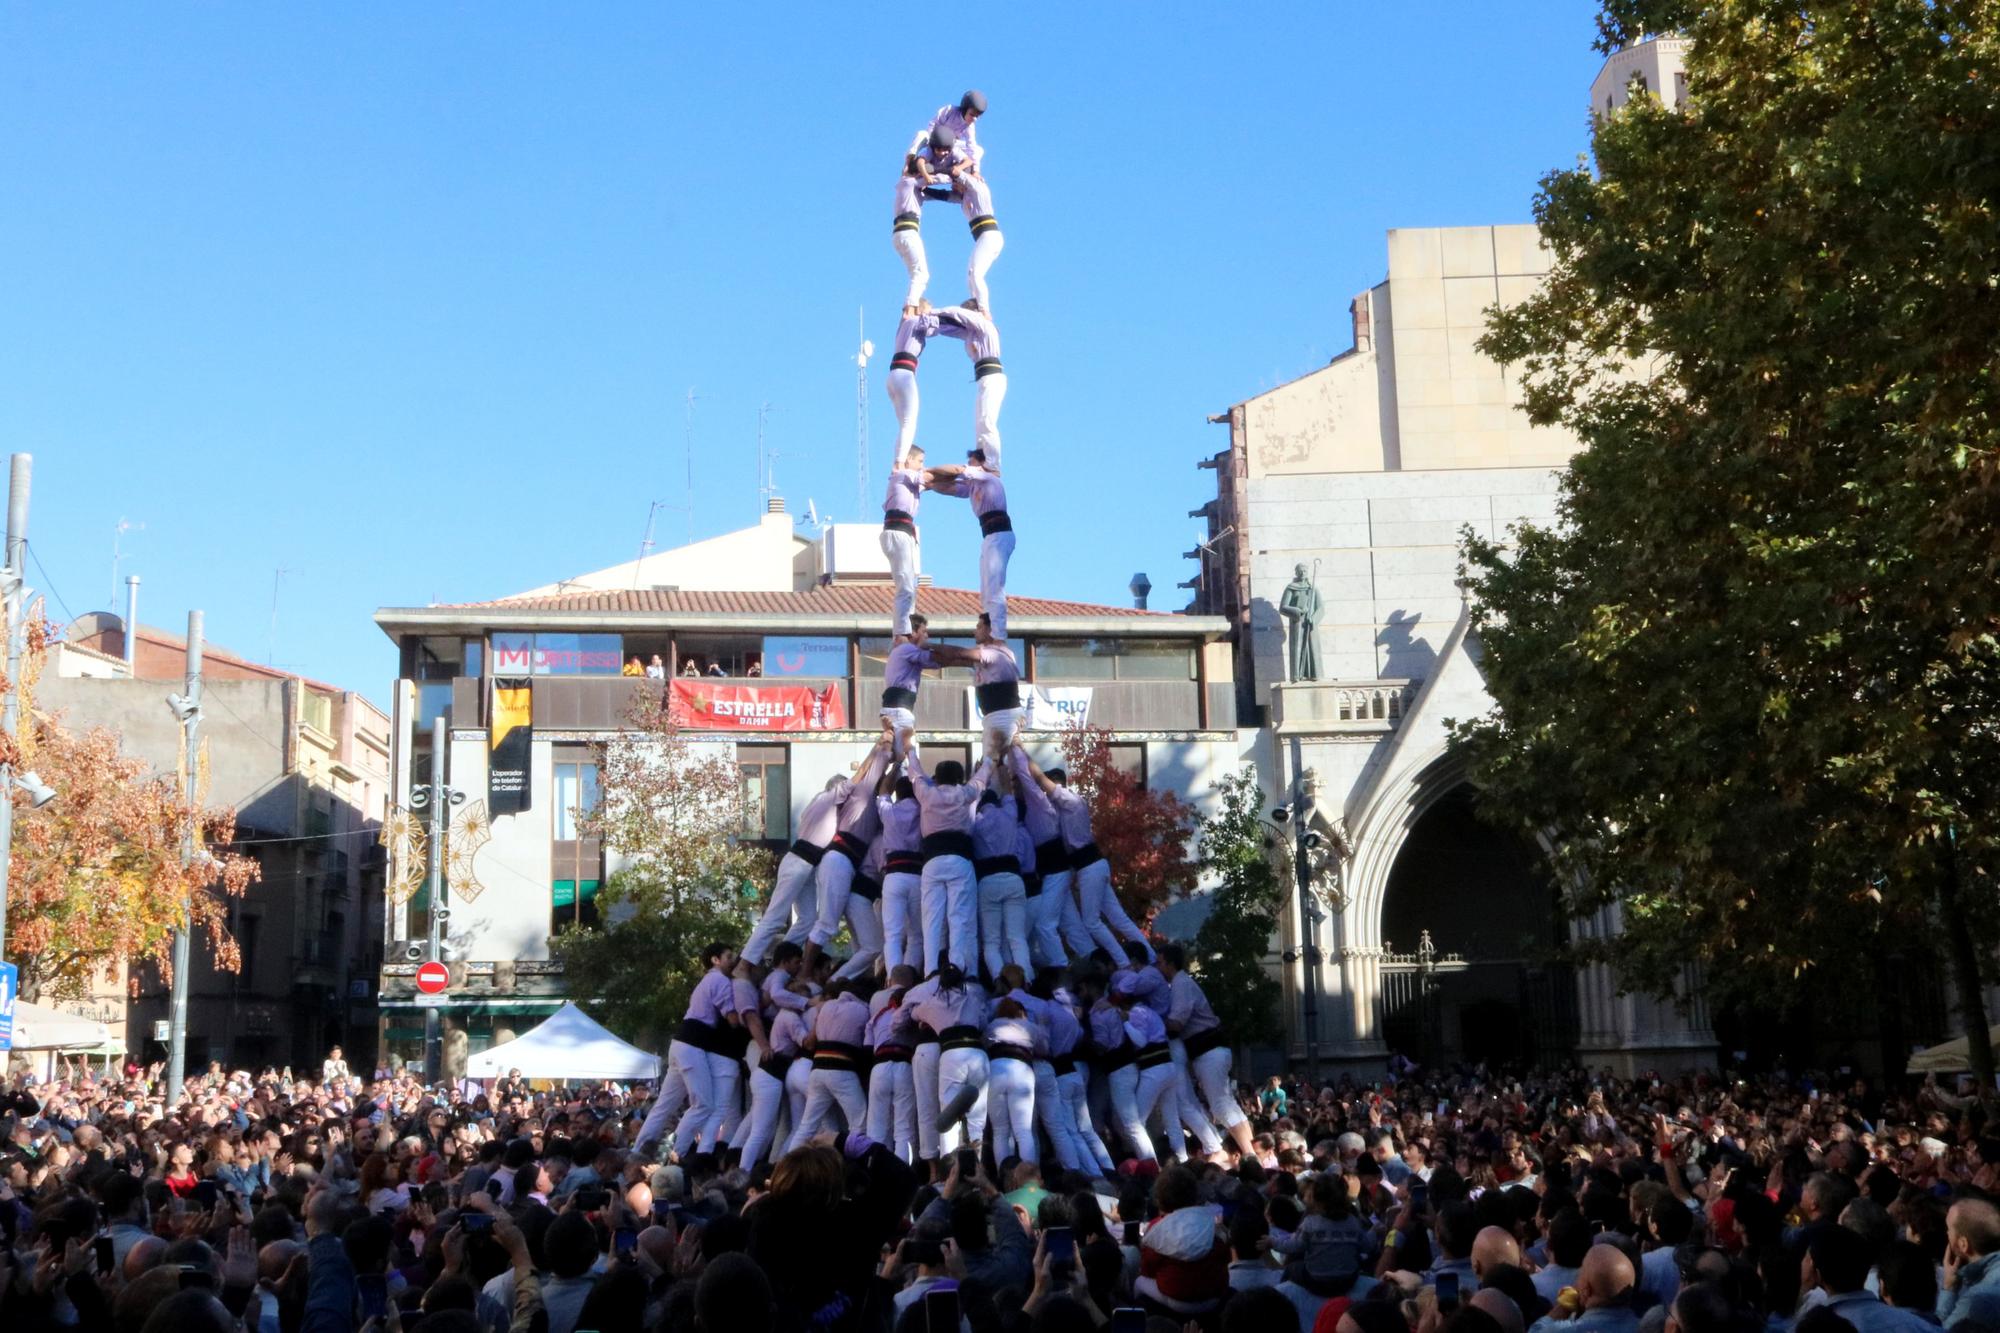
[1279,563,1323,683]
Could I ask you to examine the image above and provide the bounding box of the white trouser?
[936,1048,989,1155]
[867,1058,917,1161]
[880,706,917,750]
[967,229,1004,317]
[636,1061,687,1152]
[881,871,924,973]
[735,1061,790,1170]
[893,228,929,311]
[744,852,819,965]
[1063,858,1151,962]
[810,852,858,948]
[912,1042,943,1163]
[1061,1065,1117,1173]
[1169,1038,1222,1155]
[1032,1060,1084,1173]
[977,871,1030,979]
[981,707,1021,763]
[717,1059,747,1145]
[974,371,1007,472]
[1191,1044,1246,1130]
[886,367,919,468]
[831,893,884,982]
[921,855,977,973]
[880,528,920,638]
[1135,1060,1184,1159]
[1046,866,1091,959]
[987,1056,1038,1165]
[1027,879,1066,969]
[786,1066,867,1152]
[1107,1064,1154,1162]
[670,1042,738,1155]
[980,530,1015,642]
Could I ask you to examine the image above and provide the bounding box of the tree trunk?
[1938,828,1995,1096]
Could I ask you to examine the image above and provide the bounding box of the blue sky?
[1,3,1602,701]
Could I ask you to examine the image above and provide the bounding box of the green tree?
[550,689,771,1047]
[1191,767,1283,1047]
[1458,0,2000,1082]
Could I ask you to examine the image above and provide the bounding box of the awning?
[1907,1025,2000,1074]
[465,1002,661,1080]
[377,998,568,1013]
[8,1001,113,1051]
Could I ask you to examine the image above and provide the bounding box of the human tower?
[639,94,1253,1183]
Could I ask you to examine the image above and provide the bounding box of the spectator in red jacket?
[1136,1165,1230,1320]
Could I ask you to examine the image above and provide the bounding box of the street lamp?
[1264,789,1329,1085]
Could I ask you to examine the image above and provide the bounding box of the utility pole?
[1288,735,1324,1084]
[164,611,202,1110]
[0,454,29,959]
[409,716,459,1085]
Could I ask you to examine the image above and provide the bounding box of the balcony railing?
[1271,679,1420,735]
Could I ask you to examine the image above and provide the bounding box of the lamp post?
[1270,738,1330,1085]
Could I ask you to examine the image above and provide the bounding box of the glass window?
[857,636,1024,682]
[415,637,464,682]
[552,760,600,841]
[301,690,335,735]
[1108,744,1148,787]
[489,633,624,676]
[737,744,789,841]
[415,682,453,733]
[1035,638,1195,682]
[463,639,483,678]
[551,879,601,935]
[675,634,765,679]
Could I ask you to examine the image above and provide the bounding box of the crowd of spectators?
[4,1052,2000,1333]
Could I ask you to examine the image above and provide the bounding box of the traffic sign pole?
[422,717,447,1085]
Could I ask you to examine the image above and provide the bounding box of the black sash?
[885,851,924,876]
[1023,872,1043,898]
[1035,839,1066,874]
[893,211,920,233]
[759,1052,795,1082]
[883,508,917,537]
[890,352,919,373]
[978,509,1013,536]
[921,830,974,862]
[940,1025,982,1053]
[831,831,870,866]
[674,1019,721,1054]
[976,679,1021,712]
[1185,1027,1228,1059]
[1070,842,1105,871]
[974,855,1020,878]
[873,1046,913,1063]
[968,213,999,237]
[852,874,882,903]
[986,1043,1033,1064]
[787,840,827,867]
[812,1041,867,1072]
[974,356,1004,380]
[1135,1042,1172,1070]
[880,685,918,709]
[915,1024,941,1048]
[1095,1039,1134,1072]
[1051,1054,1077,1076]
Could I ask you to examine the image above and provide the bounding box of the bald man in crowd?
[1528,1245,1638,1333]
[1472,1226,1524,1286]
[1942,1198,2000,1329]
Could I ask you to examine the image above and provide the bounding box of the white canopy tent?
[7,1001,112,1052]
[1907,1025,2000,1075]
[465,1002,660,1081]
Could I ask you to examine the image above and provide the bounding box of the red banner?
[669,679,849,732]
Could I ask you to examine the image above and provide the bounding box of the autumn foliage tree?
[551,686,773,1047]
[9,617,259,1003]
[1056,725,1200,930]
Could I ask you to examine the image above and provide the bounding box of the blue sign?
[761,636,848,678]
[0,961,16,1052]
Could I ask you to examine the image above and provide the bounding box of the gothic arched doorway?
[1378,785,1573,1069]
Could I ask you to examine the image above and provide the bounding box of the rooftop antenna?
[269,566,297,665]
[757,401,784,510]
[110,517,144,607]
[683,387,697,546]
[854,308,873,520]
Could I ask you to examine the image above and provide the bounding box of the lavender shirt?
[933,306,1001,363]
[795,785,844,848]
[764,969,808,1014]
[1048,785,1095,851]
[908,981,989,1034]
[885,642,937,693]
[1123,1003,1169,1049]
[769,1009,809,1058]
[889,313,938,369]
[1011,752,1062,847]
[907,105,982,167]
[877,795,923,859]
[1167,971,1220,1040]
[972,642,1019,688]
[949,465,1007,521]
[812,995,872,1049]
[835,748,891,838]
[883,466,924,520]
[971,794,1019,862]
[1089,1000,1127,1052]
[1128,964,1172,1013]
[683,968,737,1026]
[912,757,991,838]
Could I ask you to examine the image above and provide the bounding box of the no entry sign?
[415,961,449,995]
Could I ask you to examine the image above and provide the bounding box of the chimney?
[1129,573,1152,610]
[1350,293,1373,354]
[766,496,787,515]
[123,575,141,671]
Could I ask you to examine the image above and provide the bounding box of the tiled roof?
[440,584,1165,619]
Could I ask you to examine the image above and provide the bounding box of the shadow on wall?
[1378,610,1438,680]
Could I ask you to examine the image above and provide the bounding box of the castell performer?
[885,311,937,470]
[926,448,1012,641]
[930,304,1006,474]
[881,446,926,639]
[893,126,958,316]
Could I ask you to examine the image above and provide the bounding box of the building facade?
[1187,214,1717,1076]
[44,618,392,1074]
[371,503,1246,1076]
